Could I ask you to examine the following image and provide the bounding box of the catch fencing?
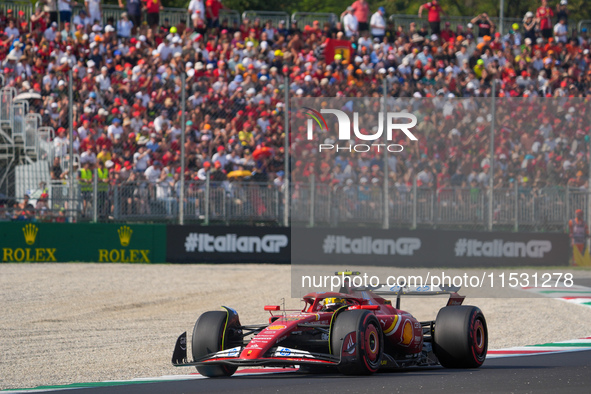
[3,1,588,33]
[4,175,588,233]
[389,14,531,35]
[291,181,589,233]
[292,12,338,28]
[241,10,290,27]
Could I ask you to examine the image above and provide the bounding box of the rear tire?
[433,306,487,368]
[331,310,383,375]
[192,311,238,377]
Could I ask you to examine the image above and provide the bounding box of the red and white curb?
[487,337,591,358]
[521,284,591,309]
[487,284,591,358]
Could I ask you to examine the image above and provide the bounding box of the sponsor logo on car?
[344,333,356,355]
[400,320,413,346]
[273,347,314,358]
[278,347,291,356]
[225,347,240,357]
[210,347,241,358]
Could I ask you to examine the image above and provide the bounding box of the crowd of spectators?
[0,0,590,221]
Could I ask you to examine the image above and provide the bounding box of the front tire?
[331,310,383,375]
[433,306,488,368]
[192,311,238,377]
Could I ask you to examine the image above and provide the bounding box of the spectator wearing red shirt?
[79,135,96,154]
[348,0,370,33]
[440,21,455,42]
[96,131,113,151]
[536,0,554,39]
[419,0,445,35]
[30,7,48,34]
[206,0,224,29]
[143,0,163,28]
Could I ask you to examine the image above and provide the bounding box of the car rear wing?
[334,272,465,309]
[368,284,465,309]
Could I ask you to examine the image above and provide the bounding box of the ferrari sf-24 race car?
[172,271,488,376]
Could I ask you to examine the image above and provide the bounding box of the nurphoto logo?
[303,107,418,153]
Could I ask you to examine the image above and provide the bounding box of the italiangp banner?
[0,223,166,263]
[292,228,570,267]
[167,225,290,263]
[438,231,569,267]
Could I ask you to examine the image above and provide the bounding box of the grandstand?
[1,0,590,231]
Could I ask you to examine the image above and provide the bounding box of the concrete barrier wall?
[0,223,569,266]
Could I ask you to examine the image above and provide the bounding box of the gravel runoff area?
[1,264,591,390]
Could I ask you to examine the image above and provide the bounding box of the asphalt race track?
[22,350,590,394]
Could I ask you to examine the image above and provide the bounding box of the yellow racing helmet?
[323,297,346,309]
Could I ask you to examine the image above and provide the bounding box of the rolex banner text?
[0,223,166,263]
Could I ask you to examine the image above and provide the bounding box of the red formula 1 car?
[172,272,488,376]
